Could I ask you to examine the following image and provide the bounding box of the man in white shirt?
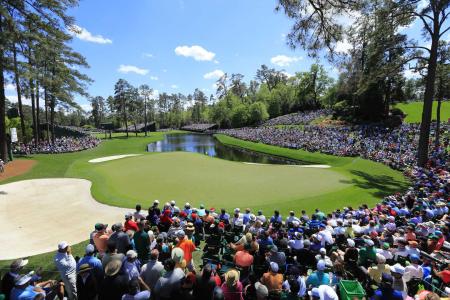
[256,210,266,224]
[140,249,164,290]
[54,241,77,300]
[286,211,300,227]
[376,242,394,260]
[317,224,334,247]
[308,284,339,300]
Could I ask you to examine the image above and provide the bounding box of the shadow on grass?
[340,170,410,198]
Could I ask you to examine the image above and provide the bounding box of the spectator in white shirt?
[54,241,77,300]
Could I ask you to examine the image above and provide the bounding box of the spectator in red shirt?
[124,213,138,232]
[234,244,254,268]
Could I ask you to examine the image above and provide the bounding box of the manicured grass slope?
[89,152,349,211]
[394,101,450,123]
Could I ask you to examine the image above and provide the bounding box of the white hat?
[319,248,326,254]
[270,262,279,273]
[347,239,355,247]
[185,202,191,207]
[58,241,69,250]
[390,263,405,275]
[234,208,240,213]
[365,239,374,246]
[308,287,320,297]
[317,260,326,271]
[376,253,386,264]
[255,282,269,297]
[153,200,160,204]
[170,200,176,205]
[85,244,95,254]
[126,250,137,259]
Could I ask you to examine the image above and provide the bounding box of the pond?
[147,133,302,165]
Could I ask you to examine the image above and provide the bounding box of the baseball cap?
[125,213,133,219]
[58,241,69,250]
[347,239,355,247]
[15,273,33,286]
[153,200,160,204]
[85,244,95,254]
[95,223,107,231]
[319,248,326,254]
[317,260,326,271]
[126,250,137,259]
[170,200,176,205]
[270,262,279,273]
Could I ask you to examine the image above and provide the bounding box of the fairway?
[90,152,350,211]
[394,101,450,123]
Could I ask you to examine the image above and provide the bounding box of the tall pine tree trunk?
[417,33,439,167]
[29,77,37,146]
[144,98,148,136]
[36,80,40,142]
[435,96,442,146]
[50,95,55,144]
[44,86,50,143]
[0,16,8,161]
[12,44,26,141]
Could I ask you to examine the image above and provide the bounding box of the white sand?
[88,154,141,163]
[0,179,130,260]
[243,162,331,168]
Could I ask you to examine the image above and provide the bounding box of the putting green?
[90,152,350,211]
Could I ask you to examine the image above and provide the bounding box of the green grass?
[393,101,450,123]
[0,130,410,279]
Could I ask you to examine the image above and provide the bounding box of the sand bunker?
[88,154,141,163]
[0,178,130,260]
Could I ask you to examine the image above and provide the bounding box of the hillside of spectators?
[1,111,449,299]
[13,136,101,155]
[263,110,333,126]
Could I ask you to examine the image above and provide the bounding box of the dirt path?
[0,160,37,181]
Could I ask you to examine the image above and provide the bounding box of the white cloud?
[270,55,303,67]
[5,95,31,106]
[5,83,15,91]
[117,65,149,75]
[69,25,112,44]
[203,69,225,80]
[150,76,158,81]
[211,83,218,90]
[335,40,352,53]
[281,71,294,78]
[150,89,159,100]
[214,60,220,64]
[80,104,92,112]
[404,69,420,79]
[175,45,215,61]
[163,69,167,73]
[143,53,154,58]
[171,84,179,89]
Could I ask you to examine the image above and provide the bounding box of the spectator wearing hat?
[77,244,104,284]
[317,224,334,248]
[307,284,339,300]
[343,239,359,263]
[9,273,45,300]
[192,264,217,300]
[184,203,192,216]
[125,213,139,232]
[267,245,286,268]
[315,248,332,268]
[390,263,408,296]
[140,249,164,290]
[54,241,77,300]
[261,262,283,294]
[99,259,128,300]
[170,200,180,215]
[368,254,391,283]
[123,250,140,281]
[93,223,110,255]
[221,269,244,300]
[1,258,28,300]
[76,263,98,300]
[358,239,377,267]
[177,230,196,271]
[101,240,125,270]
[133,221,150,263]
[256,210,266,224]
[376,242,393,261]
[306,260,330,288]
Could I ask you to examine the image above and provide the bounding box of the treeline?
[91,64,336,131]
[0,0,91,160]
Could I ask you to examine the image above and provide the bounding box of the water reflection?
[147,133,302,165]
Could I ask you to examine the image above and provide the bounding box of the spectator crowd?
[1,111,450,300]
[263,110,332,127]
[13,136,100,155]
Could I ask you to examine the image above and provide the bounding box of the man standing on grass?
[0,159,4,173]
[54,241,77,300]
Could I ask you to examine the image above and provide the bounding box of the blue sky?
[4,0,449,111]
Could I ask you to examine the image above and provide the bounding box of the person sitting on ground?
[1,258,28,300]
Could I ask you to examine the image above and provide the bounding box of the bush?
[248,102,269,125]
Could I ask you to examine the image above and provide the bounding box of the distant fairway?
[394,101,450,123]
[89,152,349,211]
